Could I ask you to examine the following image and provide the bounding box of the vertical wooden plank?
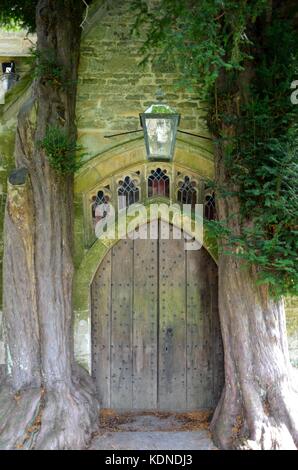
[201,250,224,407]
[186,247,223,409]
[158,221,187,410]
[186,247,201,409]
[132,222,158,409]
[186,248,212,409]
[91,251,111,407]
[110,239,133,409]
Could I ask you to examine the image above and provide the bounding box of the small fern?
[38,126,86,175]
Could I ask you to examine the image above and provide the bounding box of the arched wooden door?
[91,221,223,411]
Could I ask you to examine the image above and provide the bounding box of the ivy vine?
[131,0,298,297]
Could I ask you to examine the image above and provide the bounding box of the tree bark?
[209,0,298,448]
[0,0,98,450]
[210,129,298,450]
[211,244,298,450]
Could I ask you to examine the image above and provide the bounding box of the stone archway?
[90,220,224,411]
[73,201,218,372]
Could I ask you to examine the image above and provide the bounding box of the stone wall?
[74,0,298,368]
[76,0,211,161]
[0,30,36,57]
[74,0,213,369]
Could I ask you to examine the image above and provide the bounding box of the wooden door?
[91,221,223,410]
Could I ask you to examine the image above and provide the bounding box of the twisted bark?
[0,0,98,450]
[210,130,298,450]
[211,254,298,449]
[209,0,298,448]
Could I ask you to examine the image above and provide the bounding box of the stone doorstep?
[88,411,217,450]
[89,431,217,451]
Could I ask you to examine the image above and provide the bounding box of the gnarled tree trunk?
[0,0,98,450]
[209,0,298,448]
[210,144,298,450]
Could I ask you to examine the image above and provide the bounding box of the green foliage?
[28,47,78,89]
[221,15,298,297]
[30,48,64,86]
[150,105,175,113]
[38,126,86,175]
[132,0,298,297]
[0,0,38,32]
[131,0,267,95]
[0,0,93,32]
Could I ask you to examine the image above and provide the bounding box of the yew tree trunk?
[209,0,298,448]
[210,127,298,451]
[0,0,98,450]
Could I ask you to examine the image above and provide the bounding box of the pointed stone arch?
[73,200,218,371]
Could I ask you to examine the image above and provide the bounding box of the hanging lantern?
[140,104,180,161]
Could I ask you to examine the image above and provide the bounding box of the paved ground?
[89,430,217,450]
[89,411,217,450]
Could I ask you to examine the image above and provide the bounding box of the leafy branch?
[131,0,298,297]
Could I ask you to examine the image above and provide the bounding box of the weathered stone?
[0,31,36,57]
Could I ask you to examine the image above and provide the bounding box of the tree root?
[211,369,298,450]
[0,384,42,449]
[0,367,99,450]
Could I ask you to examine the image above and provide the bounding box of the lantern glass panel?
[146,117,175,158]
